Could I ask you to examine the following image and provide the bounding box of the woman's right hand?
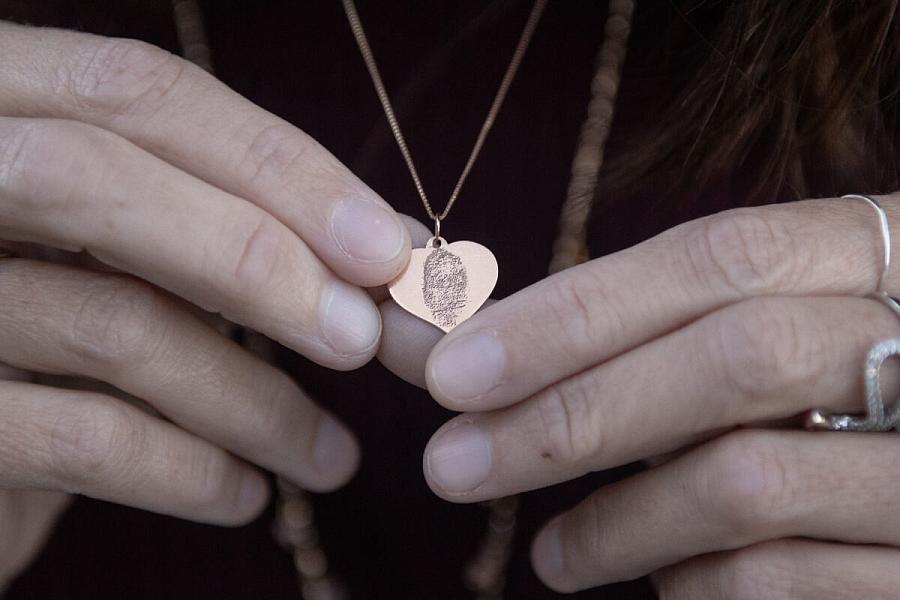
[0,20,411,582]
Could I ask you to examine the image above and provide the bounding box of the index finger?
[0,22,409,288]
[424,195,896,409]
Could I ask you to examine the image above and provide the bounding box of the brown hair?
[599,0,900,205]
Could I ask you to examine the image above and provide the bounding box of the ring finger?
[531,430,900,591]
[656,539,900,600]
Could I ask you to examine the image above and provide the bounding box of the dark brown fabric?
[0,1,762,598]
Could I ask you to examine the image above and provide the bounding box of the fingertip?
[423,299,502,409]
[317,280,382,370]
[329,197,412,287]
[425,330,505,410]
[423,421,493,502]
[531,518,577,593]
[220,470,270,527]
[306,414,360,493]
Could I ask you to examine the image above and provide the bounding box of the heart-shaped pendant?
[388,237,498,332]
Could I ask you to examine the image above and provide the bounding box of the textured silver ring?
[807,194,900,432]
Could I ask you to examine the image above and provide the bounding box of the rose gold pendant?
[388,236,498,332]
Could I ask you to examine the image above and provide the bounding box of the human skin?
[0,22,412,588]
[4,20,900,600]
[378,195,900,598]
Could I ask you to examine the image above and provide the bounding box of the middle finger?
[424,295,899,499]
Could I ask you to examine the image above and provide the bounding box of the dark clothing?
[1,1,741,598]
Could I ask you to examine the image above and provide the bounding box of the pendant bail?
[433,216,441,240]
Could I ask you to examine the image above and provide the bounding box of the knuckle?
[238,123,318,190]
[0,118,122,215]
[215,214,292,301]
[542,267,624,353]
[63,37,187,119]
[179,446,236,514]
[699,432,790,538]
[533,381,600,467]
[685,208,799,297]
[47,398,141,489]
[66,276,169,369]
[713,298,817,400]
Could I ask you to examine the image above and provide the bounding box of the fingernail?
[238,472,269,514]
[320,281,381,356]
[426,424,492,493]
[532,518,565,585]
[429,331,505,402]
[313,414,359,481]
[331,197,404,263]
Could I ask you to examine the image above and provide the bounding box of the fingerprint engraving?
[422,248,468,330]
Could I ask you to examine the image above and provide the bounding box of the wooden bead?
[606,14,632,40]
[611,0,636,17]
[294,548,328,579]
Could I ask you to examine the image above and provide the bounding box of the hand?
[380,194,900,597]
[0,20,411,576]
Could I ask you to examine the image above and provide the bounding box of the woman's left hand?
[379,193,900,597]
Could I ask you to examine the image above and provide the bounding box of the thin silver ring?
[807,194,900,432]
[844,194,891,290]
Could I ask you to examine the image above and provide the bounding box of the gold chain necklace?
[343,0,547,332]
